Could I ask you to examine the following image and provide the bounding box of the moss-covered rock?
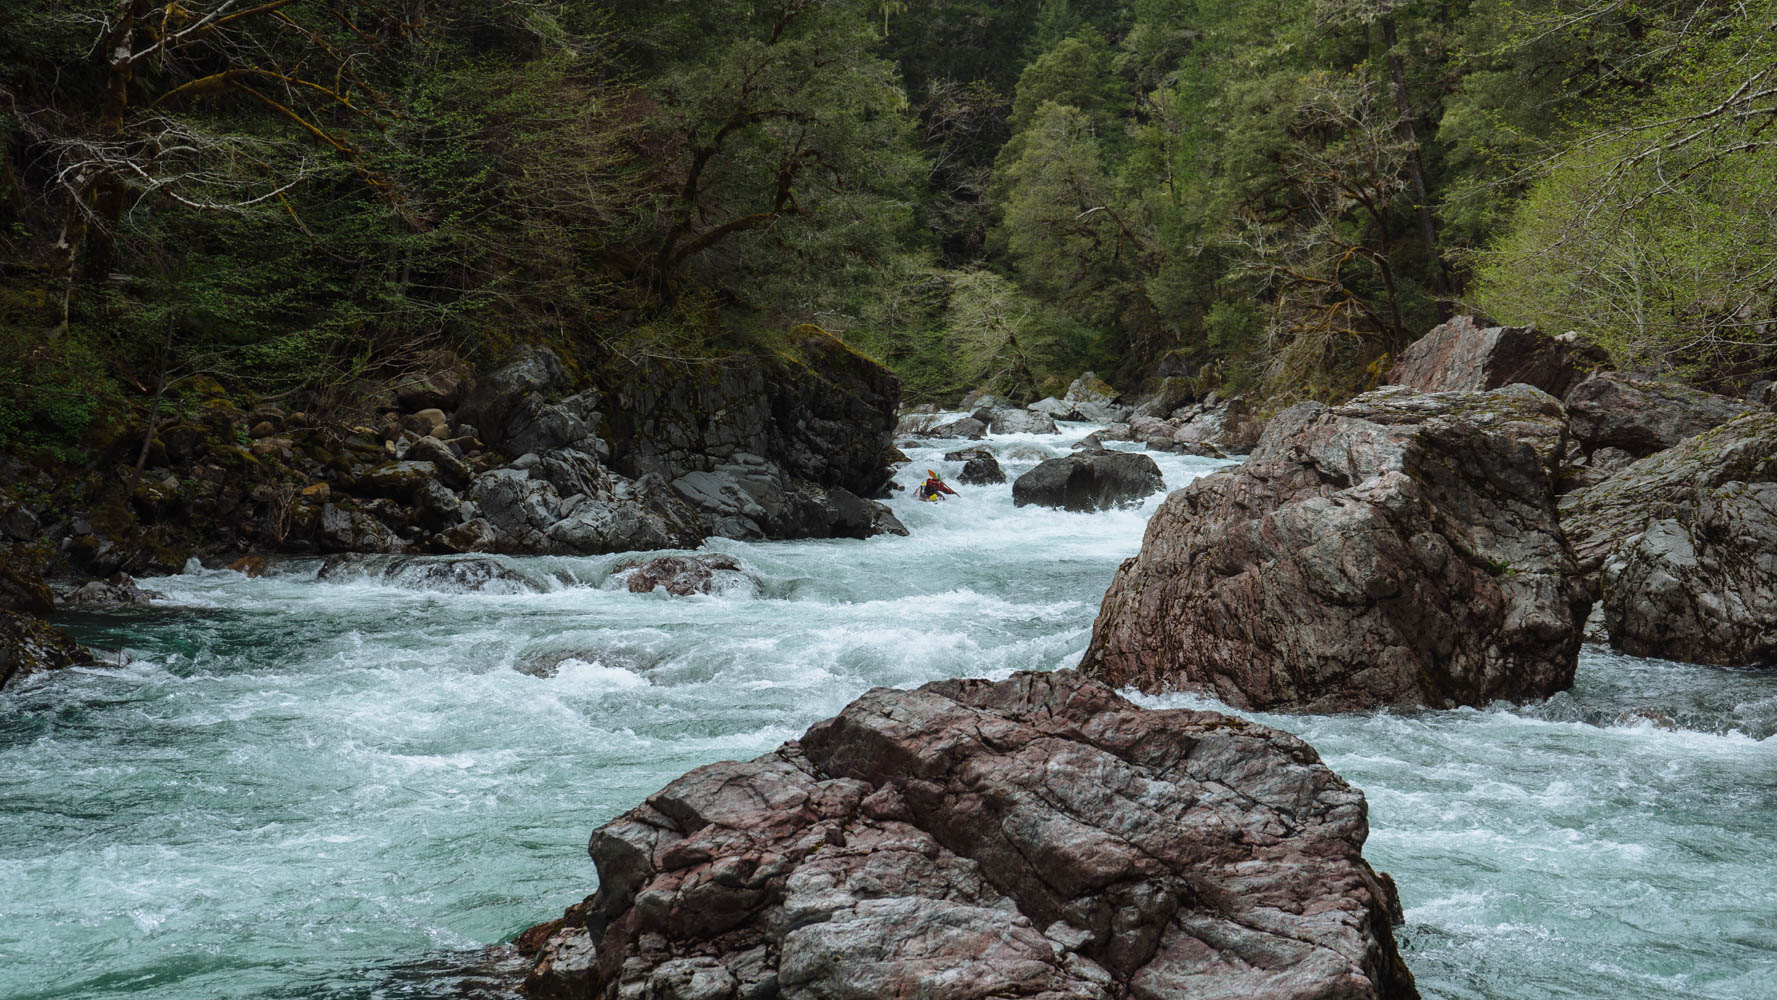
[0,609,92,691]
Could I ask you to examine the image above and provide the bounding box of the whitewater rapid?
[2,425,1773,1000]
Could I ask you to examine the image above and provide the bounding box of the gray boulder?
[469,469,563,552]
[986,408,1058,435]
[1064,371,1119,406]
[1012,452,1164,512]
[1028,396,1071,418]
[951,449,1006,486]
[317,503,400,554]
[929,416,987,439]
[1564,372,1756,458]
[404,436,471,488]
[530,448,610,501]
[59,573,161,607]
[1082,385,1590,712]
[456,345,574,455]
[1603,482,1777,666]
[517,670,1416,1000]
[546,493,700,555]
[433,518,498,554]
[1131,376,1196,419]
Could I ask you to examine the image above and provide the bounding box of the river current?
[3,425,1773,1000]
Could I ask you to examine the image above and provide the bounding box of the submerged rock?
[615,553,754,597]
[1011,452,1163,512]
[517,670,1416,1000]
[1081,385,1590,712]
[1602,481,1777,666]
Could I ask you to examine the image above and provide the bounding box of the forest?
[3,0,1774,455]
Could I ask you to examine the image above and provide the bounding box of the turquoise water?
[3,428,1773,999]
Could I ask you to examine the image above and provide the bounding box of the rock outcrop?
[1011,453,1164,512]
[0,551,92,691]
[1563,372,1756,459]
[1602,482,1777,666]
[1387,316,1600,397]
[0,610,93,691]
[1082,385,1590,712]
[1559,411,1777,589]
[518,670,1417,1000]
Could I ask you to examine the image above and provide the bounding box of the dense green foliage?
[2,0,1773,453]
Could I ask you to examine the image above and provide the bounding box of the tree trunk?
[1382,16,1451,300]
[87,0,153,280]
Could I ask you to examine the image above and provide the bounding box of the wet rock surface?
[1011,452,1164,512]
[0,609,94,691]
[1602,481,1777,666]
[1082,385,1590,712]
[615,553,755,597]
[518,670,1416,1000]
[950,449,1006,486]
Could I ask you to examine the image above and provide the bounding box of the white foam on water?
[5,424,1776,999]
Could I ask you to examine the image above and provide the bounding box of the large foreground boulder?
[1559,411,1777,589]
[1387,316,1600,397]
[1563,372,1757,458]
[1011,452,1164,512]
[518,670,1417,1000]
[1602,482,1777,666]
[1081,385,1590,712]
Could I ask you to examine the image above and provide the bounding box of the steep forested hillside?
[3,0,1773,457]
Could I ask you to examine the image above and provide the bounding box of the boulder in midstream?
[517,670,1417,1000]
[1081,384,1590,712]
[1011,452,1164,512]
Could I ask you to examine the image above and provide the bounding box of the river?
[3,425,1773,999]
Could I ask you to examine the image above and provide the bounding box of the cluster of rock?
[295,331,908,558]
[902,373,1262,457]
[517,670,1417,1000]
[1082,316,1777,709]
[1,326,905,590]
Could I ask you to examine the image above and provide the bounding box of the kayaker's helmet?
[926,470,941,480]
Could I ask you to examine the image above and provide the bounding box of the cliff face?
[518,670,1417,1000]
